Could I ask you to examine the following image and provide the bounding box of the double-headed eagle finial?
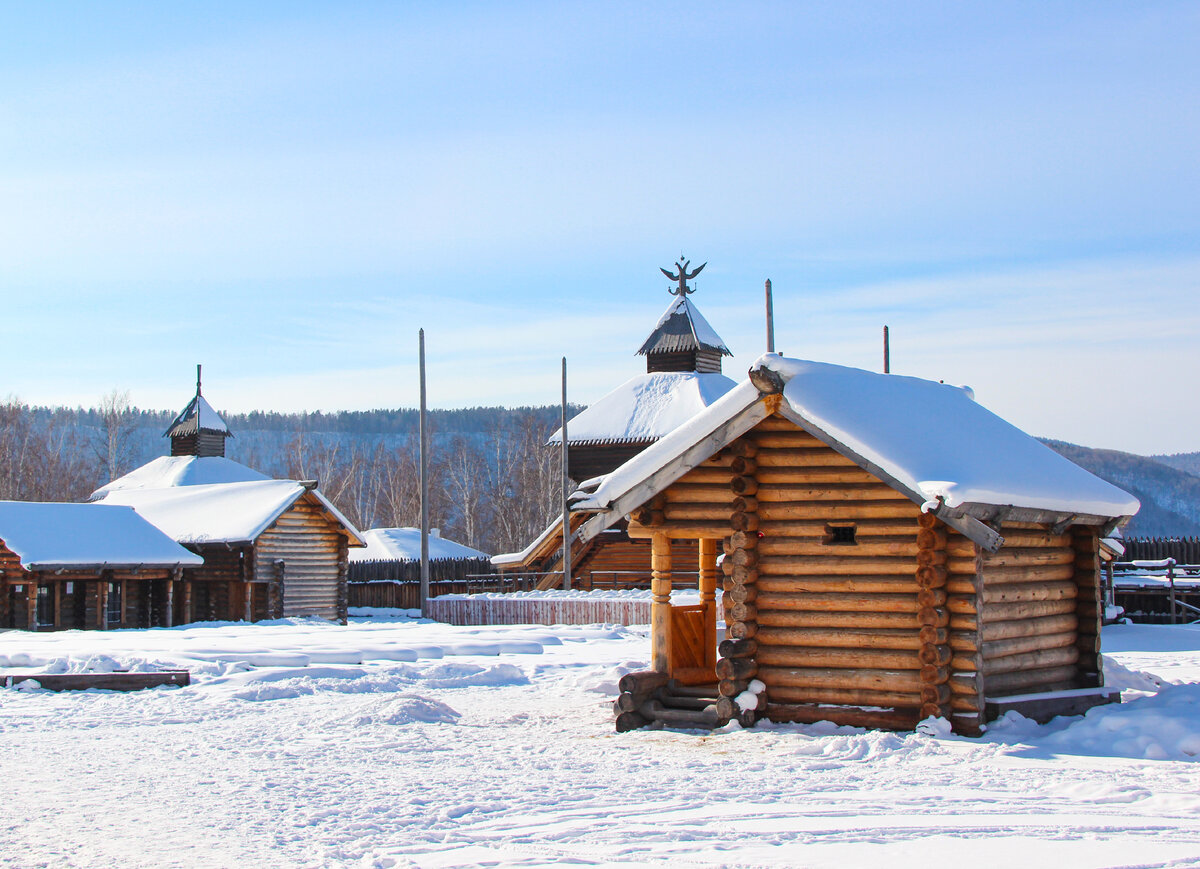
[660,257,706,296]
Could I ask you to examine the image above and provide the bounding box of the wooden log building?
[494,270,736,584]
[571,354,1140,735]
[89,372,364,625]
[0,501,203,630]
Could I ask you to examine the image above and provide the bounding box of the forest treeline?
[3,397,1199,549]
[0,398,582,556]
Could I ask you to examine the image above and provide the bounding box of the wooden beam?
[650,533,672,673]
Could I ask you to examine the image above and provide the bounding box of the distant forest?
[2,396,1198,551]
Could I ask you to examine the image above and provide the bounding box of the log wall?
[254,494,346,623]
[976,523,1082,698]
[745,416,940,731]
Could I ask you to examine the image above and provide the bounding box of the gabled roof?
[164,393,230,439]
[572,354,1140,550]
[350,528,489,563]
[548,371,736,446]
[0,501,204,571]
[89,455,271,501]
[637,296,731,357]
[98,480,365,547]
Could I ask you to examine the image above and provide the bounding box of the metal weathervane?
[660,258,706,296]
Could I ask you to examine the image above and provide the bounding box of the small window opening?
[825,524,857,545]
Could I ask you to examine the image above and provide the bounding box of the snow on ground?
[2,618,1200,868]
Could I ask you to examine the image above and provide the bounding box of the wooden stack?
[916,513,952,720]
[718,439,761,725]
[1073,527,1103,687]
[613,672,721,731]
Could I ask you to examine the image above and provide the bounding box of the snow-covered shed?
[574,354,1140,735]
[497,269,736,587]
[0,502,202,631]
[88,373,364,625]
[100,481,364,625]
[350,528,488,564]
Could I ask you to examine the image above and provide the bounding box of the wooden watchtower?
[165,365,232,458]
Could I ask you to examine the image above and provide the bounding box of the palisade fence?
[347,558,499,609]
[1119,536,1200,563]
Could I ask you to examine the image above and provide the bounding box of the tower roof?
[163,364,231,440]
[637,295,731,357]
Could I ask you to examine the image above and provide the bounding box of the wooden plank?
[2,671,190,691]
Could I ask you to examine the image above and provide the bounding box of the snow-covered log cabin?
[89,373,364,625]
[572,354,1140,735]
[0,502,202,630]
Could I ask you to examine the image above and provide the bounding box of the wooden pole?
[698,537,718,670]
[765,279,775,353]
[560,357,572,591]
[419,328,430,618]
[651,532,672,672]
[883,325,890,374]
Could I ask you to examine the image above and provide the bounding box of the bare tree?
[93,389,138,484]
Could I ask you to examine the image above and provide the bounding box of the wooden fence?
[1120,537,1200,563]
[348,557,492,585]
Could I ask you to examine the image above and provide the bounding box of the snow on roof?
[548,371,736,445]
[350,528,489,563]
[165,393,230,438]
[98,480,365,547]
[637,296,731,357]
[575,354,1140,521]
[0,501,204,570]
[89,456,271,501]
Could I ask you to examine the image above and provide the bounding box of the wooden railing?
[1111,559,1200,625]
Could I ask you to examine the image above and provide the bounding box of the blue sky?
[1,2,1196,454]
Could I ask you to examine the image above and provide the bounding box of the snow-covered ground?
[2,617,1200,868]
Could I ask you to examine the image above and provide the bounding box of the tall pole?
[419,328,430,617]
[560,356,572,591]
[883,325,890,374]
[765,279,775,353]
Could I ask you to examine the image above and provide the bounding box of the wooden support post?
[182,580,192,626]
[244,580,253,622]
[699,537,718,671]
[650,532,672,673]
[121,579,129,628]
[27,582,39,631]
[53,581,62,630]
[166,571,177,628]
[96,579,108,630]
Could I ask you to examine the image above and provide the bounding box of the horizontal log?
[615,711,649,733]
[980,563,1077,585]
[618,670,670,695]
[715,657,758,681]
[921,683,951,706]
[724,584,757,605]
[755,467,878,485]
[757,538,919,557]
[756,591,918,613]
[917,606,950,628]
[756,502,920,521]
[639,699,720,728]
[979,613,1078,642]
[678,466,738,485]
[949,614,978,632]
[757,555,915,575]
[752,433,838,450]
[981,580,1078,605]
[731,497,759,516]
[664,503,733,522]
[984,665,1079,695]
[757,646,922,671]
[917,588,947,608]
[1076,634,1101,654]
[726,601,757,622]
[730,456,756,476]
[614,693,642,713]
[920,665,949,685]
[730,548,758,568]
[727,620,758,640]
[945,596,978,615]
[982,630,1078,661]
[755,576,916,595]
[764,704,921,731]
[758,665,925,692]
[626,521,731,540]
[916,549,948,567]
[918,644,952,667]
[718,638,757,659]
[664,485,737,504]
[917,528,947,550]
[753,449,860,468]
[980,547,1075,568]
[718,678,748,698]
[728,438,759,456]
[730,512,759,532]
[730,477,758,497]
[916,566,948,589]
[757,485,912,503]
[988,531,1073,549]
[768,685,922,709]
[950,673,979,696]
[756,610,919,630]
[756,518,920,537]
[757,626,923,650]
[919,625,949,645]
[984,645,1079,674]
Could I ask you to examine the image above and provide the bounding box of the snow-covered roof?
[98,480,365,547]
[89,456,271,501]
[548,371,736,446]
[637,296,731,357]
[574,354,1140,527]
[0,501,204,571]
[350,528,489,563]
[165,393,230,438]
